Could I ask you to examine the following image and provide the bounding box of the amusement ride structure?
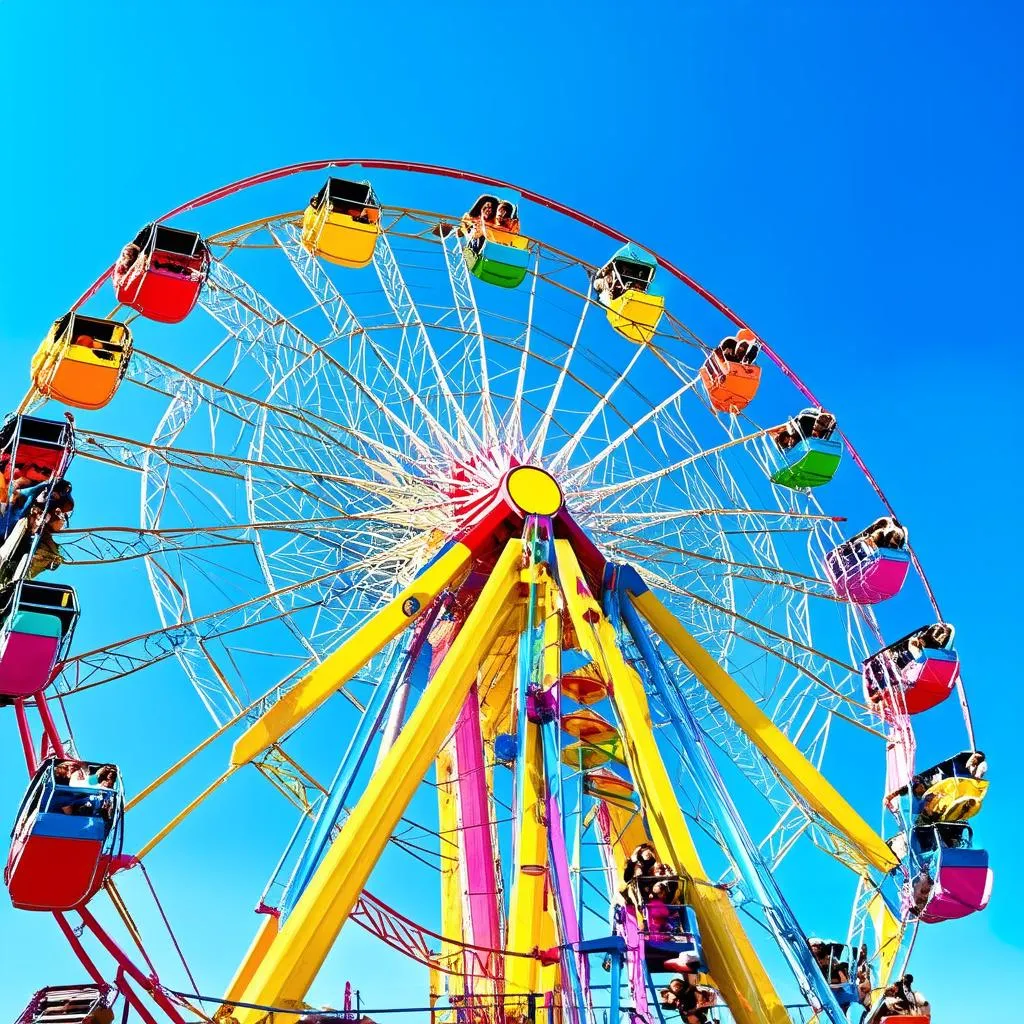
[0,161,992,1024]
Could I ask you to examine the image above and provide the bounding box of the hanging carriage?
[700,328,762,412]
[593,243,665,343]
[5,757,124,911]
[461,194,530,288]
[769,407,843,489]
[0,581,79,699]
[913,751,989,822]
[903,822,992,923]
[301,178,381,269]
[113,223,210,323]
[0,414,75,540]
[824,517,911,604]
[31,314,132,411]
[863,623,959,714]
[810,940,859,1010]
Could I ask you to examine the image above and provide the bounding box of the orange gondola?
[31,313,132,411]
[700,329,761,413]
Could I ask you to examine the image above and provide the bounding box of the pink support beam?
[14,699,38,775]
[453,683,503,989]
[77,907,187,1024]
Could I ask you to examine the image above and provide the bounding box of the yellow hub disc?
[505,466,563,516]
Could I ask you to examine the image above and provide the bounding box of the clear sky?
[1,2,1022,1021]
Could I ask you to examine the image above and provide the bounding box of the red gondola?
[112,223,210,323]
[6,758,123,911]
[863,623,958,715]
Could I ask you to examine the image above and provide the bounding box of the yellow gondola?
[31,313,132,411]
[301,177,381,269]
[594,243,666,343]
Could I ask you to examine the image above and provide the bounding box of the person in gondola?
[910,867,934,915]
[593,265,624,308]
[462,198,497,255]
[623,841,660,903]
[495,201,519,234]
[115,242,142,280]
[810,410,836,439]
[717,337,738,362]
[773,424,800,451]
[734,337,759,364]
[645,880,676,939]
[965,749,988,779]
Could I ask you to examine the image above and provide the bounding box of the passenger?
[718,337,738,362]
[462,199,497,255]
[856,962,872,1008]
[810,411,836,439]
[623,842,659,883]
[81,1009,114,1024]
[115,243,142,279]
[965,750,988,780]
[773,425,800,452]
[593,266,624,308]
[910,867,934,915]
[920,623,952,650]
[645,881,674,939]
[741,340,759,364]
[495,201,520,234]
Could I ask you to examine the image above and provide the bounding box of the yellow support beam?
[436,742,465,996]
[224,913,280,1005]
[629,586,898,874]
[554,541,789,1024]
[505,573,558,997]
[230,542,474,767]
[233,540,524,1022]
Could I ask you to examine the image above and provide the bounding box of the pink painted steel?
[452,683,503,986]
[14,698,38,775]
[35,691,67,758]
[621,904,649,1020]
[52,911,109,988]
[77,907,187,1024]
[918,865,993,923]
[884,723,916,806]
[0,632,60,698]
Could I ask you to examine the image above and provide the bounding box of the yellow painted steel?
[606,290,665,344]
[867,891,901,992]
[231,542,473,767]
[300,203,379,268]
[233,541,523,1021]
[505,577,558,997]
[223,913,280,1005]
[630,587,899,874]
[505,466,563,516]
[436,742,465,998]
[554,541,788,1024]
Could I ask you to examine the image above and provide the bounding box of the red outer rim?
[68,157,970,738]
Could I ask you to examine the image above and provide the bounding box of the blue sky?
[1,1,1022,1020]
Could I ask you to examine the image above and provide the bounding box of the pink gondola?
[0,582,79,699]
[824,518,910,604]
[903,823,993,924]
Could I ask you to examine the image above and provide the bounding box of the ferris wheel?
[0,161,993,1024]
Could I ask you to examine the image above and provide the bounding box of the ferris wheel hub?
[504,466,563,516]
